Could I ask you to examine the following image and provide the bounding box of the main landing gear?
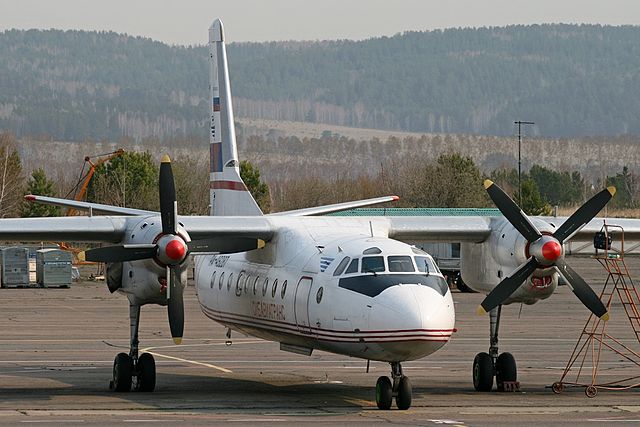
[375,362,412,410]
[472,306,518,392]
[110,304,157,392]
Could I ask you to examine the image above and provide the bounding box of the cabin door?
[294,276,313,335]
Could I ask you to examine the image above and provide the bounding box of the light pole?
[514,120,535,206]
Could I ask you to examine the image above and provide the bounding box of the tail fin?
[208,19,262,216]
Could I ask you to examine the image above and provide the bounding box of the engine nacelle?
[461,216,561,305]
[111,215,190,306]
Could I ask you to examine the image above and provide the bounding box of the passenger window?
[333,257,351,276]
[281,280,287,298]
[244,274,251,294]
[362,256,385,273]
[262,278,269,296]
[345,258,359,274]
[227,273,234,291]
[210,271,217,289]
[219,272,225,290]
[388,256,415,272]
[253,276,260,295]
[272,279,278,298]
[236,272,245,296]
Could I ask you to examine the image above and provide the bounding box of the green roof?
[328,207,502,217]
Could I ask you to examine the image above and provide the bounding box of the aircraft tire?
[495,352,517,391]
[375,376,393,410]
[473,352,494,391]
[395,376,412,410]
[136,352,156,392]
[112,352,133,392]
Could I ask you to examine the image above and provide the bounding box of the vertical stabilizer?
[209,19,262,216]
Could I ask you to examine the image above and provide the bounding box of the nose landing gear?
[375,362,412,410]
[109,304,157,392]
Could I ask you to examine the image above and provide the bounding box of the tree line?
[4,131,639,220]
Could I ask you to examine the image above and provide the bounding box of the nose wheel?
[375,362,412,410]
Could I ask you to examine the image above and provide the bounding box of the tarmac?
[1,256,640,426]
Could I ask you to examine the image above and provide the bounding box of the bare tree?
[0,133,25,218]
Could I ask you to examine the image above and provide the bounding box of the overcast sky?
[1,0,639,45]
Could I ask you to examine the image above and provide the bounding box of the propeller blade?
[556,259,609,320]
[167,266,184,345]
[478,257,539,315]
[188,237,266,254]
[82,244,157,262]
[553,186,616,243]
[159,154,177,235]
[484,179,542,242]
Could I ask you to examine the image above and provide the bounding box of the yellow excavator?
[60,149,125,266]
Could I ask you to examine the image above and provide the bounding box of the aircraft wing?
[24,195,155,216]
[385,215,640,243]
[0,216,130,242]
[541,216,640,242]
[269,196,399,217]
[0,215,275,244]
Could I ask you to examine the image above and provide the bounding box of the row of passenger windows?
[333,255,440,276]
[209,270,288,299]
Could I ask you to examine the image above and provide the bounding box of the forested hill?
[1,24,639,141]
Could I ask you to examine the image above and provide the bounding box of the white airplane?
[5,19,640,410]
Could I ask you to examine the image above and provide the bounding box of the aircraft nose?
[370,283,455,361]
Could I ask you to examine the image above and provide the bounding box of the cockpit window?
[333,256,351,276]
[362,256,385,273]
[388,256,415,272]
[415,256,440,274]
[363,247,382,255]
[345,258,359,274]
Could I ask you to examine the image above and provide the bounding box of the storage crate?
[36,249,73,288]
[0,247,30,287]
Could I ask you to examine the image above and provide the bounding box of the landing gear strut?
[473,305,517,391]
[110,304,157,392]
[375,362,412,410]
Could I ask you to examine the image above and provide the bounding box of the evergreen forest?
[1,24,639,142]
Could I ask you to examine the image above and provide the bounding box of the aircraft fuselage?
[194,217,456,362]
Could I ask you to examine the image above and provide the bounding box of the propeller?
[478,179,614,321]
[81,155,265,344]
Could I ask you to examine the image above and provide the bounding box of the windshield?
[362,256,385,273]
[388,255,415,272]
[415,256,440,274]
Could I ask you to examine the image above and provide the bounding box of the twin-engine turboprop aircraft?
[4,18,640,410]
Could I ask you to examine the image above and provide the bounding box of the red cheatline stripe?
[210,180,248,191]
[200,306,452,341]
[203,311,450,344]
[203,305,455,334]
[204,312,449,344]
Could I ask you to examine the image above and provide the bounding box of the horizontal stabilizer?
[25,195,154,216]
[270,195,399,217]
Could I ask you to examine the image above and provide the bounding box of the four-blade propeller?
[478,180,614,321]
[82,155,264,345]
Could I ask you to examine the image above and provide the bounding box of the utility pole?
[514,120,535,206]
